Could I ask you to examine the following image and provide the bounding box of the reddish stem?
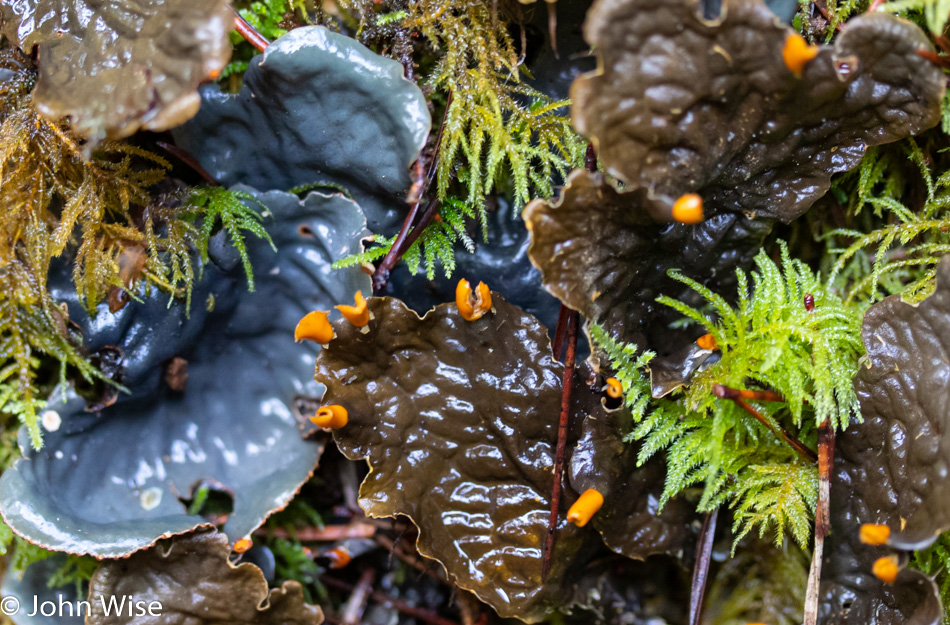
[713,384,817,463]
[804,420,835,625]
[372,92,453,292]
[551,304,571,358]
[157,142,219,186]
[254,522,376,541]
[232,9,270,52]
[542,309,579,581]
[688,510,718,625]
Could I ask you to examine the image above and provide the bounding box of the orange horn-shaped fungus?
[456,279,492,321]
[311,405,348,429]
[872,555,899,584]
[336,291,370,327]
[605,377,623,399]
[783,32,819,77]
[295,310,334,344]
[672,193,704,224]
[860,523,891,546]
[567,488,604,528]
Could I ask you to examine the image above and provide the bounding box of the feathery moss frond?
[333,197,478,279]
[827,140,950,303]
[662,243,865,431]
[876,0,950,34]
[184,187,276,293]
[593,244,860,549]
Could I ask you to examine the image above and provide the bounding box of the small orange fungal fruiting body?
[295,310,334,344]
[783,32,819,77]
[567,489,604,528]
[672,193,704,224]
[233,538,253,553]
[872,555,899,585]
[311,405,348,429]
[605,377,623,399]
[336,291,370,327]
[860,523,891,546]
[326,547,352,569]
[696,333,718,351]
[456,279,492,321]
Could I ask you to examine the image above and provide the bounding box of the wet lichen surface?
[5,0,950,624]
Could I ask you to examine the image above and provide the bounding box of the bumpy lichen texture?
[0,0,232,140]
[573,0,945,223]
[819,258,950,624]
[569,402,695,559]
[525,169,769,347]
[86,532,322,625]
[174,26,430,233]
[0,189,371,557]
[315,294,684,621]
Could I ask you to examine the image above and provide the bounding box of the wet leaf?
[86,531,322,625]
[573,0,944,223]
[315,294,683,621]
[524,169,770,347]
[568,401,695,560]
[1,0,232,140]
[0,189,371,558]
[174,26,431,233]
[819,258,950,624]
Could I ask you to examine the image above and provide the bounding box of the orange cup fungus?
[311,405,348,430]
[567,488,605,528]
[295,310,334,344]
[696,333,718,351]
[456,279,492,321]
[860,523,892,546]
[233,537,253,553]
[672,193,704,224]
[605,377,623,399]
[325,546,352,569]
[783,32,819,77]
[336,291,370,327]
[872,555,899,585]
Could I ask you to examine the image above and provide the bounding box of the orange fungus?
[311,405,348,429]
[567,489,604,528]
[336,291,370,327]
[295,310,334,344]
[456,279,492,321]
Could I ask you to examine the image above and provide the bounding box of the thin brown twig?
[804,420,835,625]
[688,510,718,625]
[713,384,818,464]
[711,384,786,403]
[156,142,219,186]
[232,9,270,52]
[341,568,375,625]
[254,522,376,541]
[320,576,462,625]
[542,308,579,580]
[373,91,453,292]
